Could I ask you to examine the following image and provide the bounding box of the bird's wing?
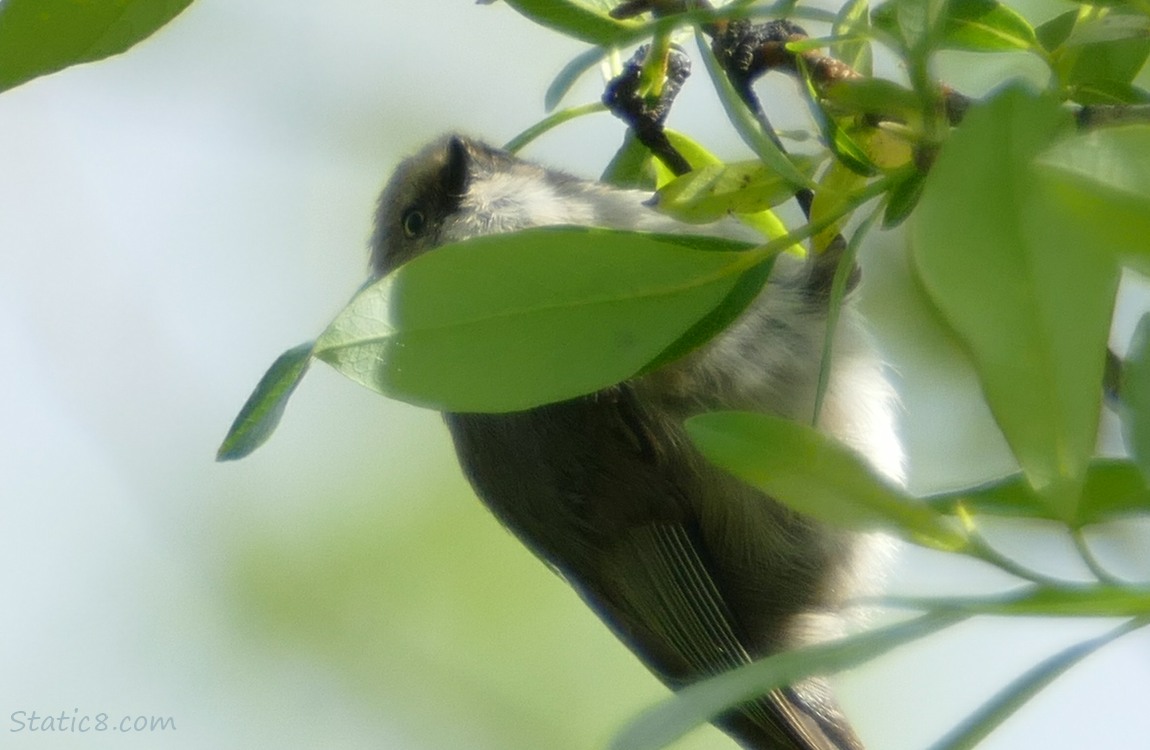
[588,520,864,750]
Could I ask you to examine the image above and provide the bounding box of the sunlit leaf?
[499,0,638,45]
[911,85,1118,521]
[314,228,766,413]
[217,341,314,461]
[653,158,817,223]
[928,621,1144,750]
[0,0,193,93]
[685,411,967,550]
[941,0,1038,52]
[611,612,964,750]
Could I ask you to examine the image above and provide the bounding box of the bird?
[369,134,904,749]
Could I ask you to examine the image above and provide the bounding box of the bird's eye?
[401,208,426,238]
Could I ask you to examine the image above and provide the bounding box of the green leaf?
[498,0,638,45]
[695,28,814,190]
[1034,125,1150,262]
[1035,9,1079,52]
[926,460,1150,527]
[882,167,927,228]
[0,0,194,94]
[1070,79,1150,104]
[602,131,657,189]
[217,341,314,461]
[653,158,817,223]
[314,228,766,413]
[832,0,874,76]
[1123,314,1150,483]
[940,0,1039,52]
[1057,13,1150,90]
[910,85,1119,521]
[797,57,879,177]
[979,587,1150,618]
[928,620,1145,750]
[610,612,964,750]
[822,78,920,121]
[545,45,608,112]
[685,411,967,550]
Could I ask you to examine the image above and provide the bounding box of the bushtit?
[371,135,903,750]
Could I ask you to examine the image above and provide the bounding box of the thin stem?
[962,533,1075,589]
[811,204,881,427]
[1071,528,1124,586]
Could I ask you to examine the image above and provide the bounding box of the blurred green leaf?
[833,0,874,76]
[823,78,920,120]
[545,46,609,112]
[971,587,1150,617]
[499,0,638,45]
[1056,13,1150,92]
[890,586,1150,617]
[611,612,965,750]
[1123,314,1150,483]
[0,0,193,93]
[911,85,1118,521]
[882,167,927,227]
[685,411,967,550]
[1035,9,1079,52]
[653,158,817,223]
[217,341,314,461]
[941,0,1038,52]
[1034,124,1150,262]
[928,620,1145,750]
[798,58,880,177]
[1070,79,1150,104]
[926,460,1150,527]
[314,228,765,413]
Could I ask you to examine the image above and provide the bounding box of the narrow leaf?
[545,46,609,112]
[217,341,315,461]
[1122,314,1150,483]
[611,612,964,750]
[928,620,1146,750]
[314,228,765,413]
[0,0,194,93]
[499,0,637,45]
[833,0,874,77]
[928,459,1150,527]
[695,29,814,190]
[685,411,967,550]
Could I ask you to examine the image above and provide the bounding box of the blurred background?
[1,1,1148,748]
